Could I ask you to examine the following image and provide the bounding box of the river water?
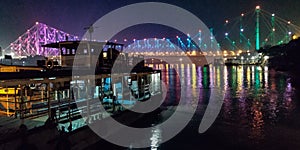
[89,64,300,150]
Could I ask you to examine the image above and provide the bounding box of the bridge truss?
[5,22,79,57]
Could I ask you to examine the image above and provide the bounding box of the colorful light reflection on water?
[90,64,299,149]
[147,63,297,143]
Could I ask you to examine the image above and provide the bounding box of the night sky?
[0,0,299,48]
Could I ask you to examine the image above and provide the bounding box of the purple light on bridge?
[5,22,79,57]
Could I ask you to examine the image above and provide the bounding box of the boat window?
[103,52,107,59]
[83,49,88,54]
[115,45,123,51]
[61,47,66,55]
[102,44,112,51]
[103,47,108,52]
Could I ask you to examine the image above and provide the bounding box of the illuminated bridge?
[3,6,300,58]
[3,22,79,57]
[126,6,300,55]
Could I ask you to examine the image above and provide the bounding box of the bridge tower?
[198,30,202,50]
[240,13,244,45]
[210,28,214,50]
[255,6,261,50]
[271,14,276,46]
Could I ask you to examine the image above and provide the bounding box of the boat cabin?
[42,41,146,73]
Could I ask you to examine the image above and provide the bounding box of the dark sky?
[0,0,299,48]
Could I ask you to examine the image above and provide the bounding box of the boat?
[0,41,162,117]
